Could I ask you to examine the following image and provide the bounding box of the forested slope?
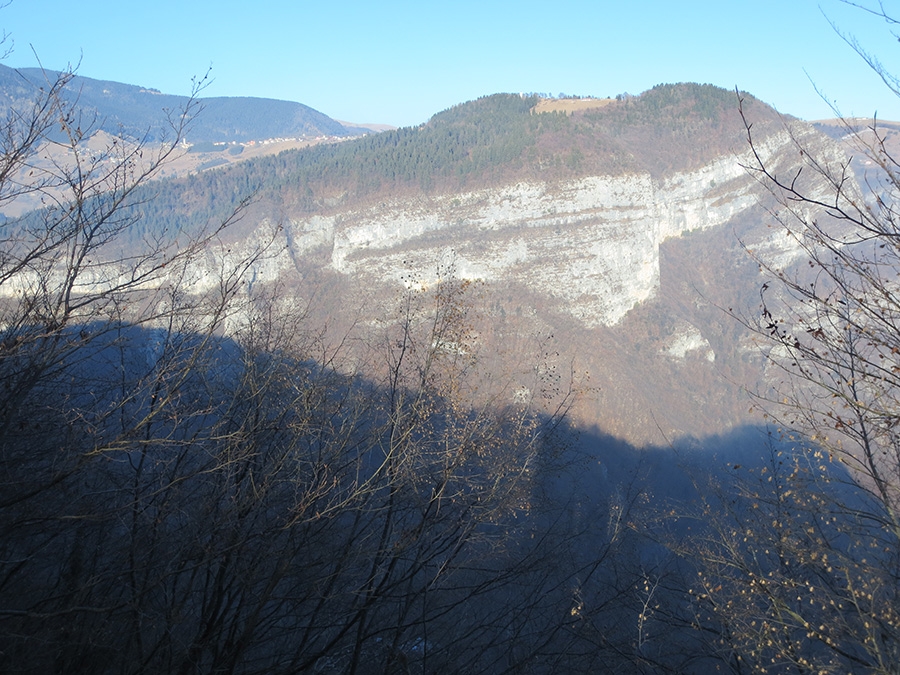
[110,83,784,241]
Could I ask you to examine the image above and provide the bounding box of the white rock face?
[273,131,792,327]
[664,322,715,362]
[3,124,840,336]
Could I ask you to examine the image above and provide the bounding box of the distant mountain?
[0,64,369,142]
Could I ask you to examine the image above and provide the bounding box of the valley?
[1,64,898,674]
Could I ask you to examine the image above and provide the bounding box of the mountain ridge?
[106,83,786,236]
[0,63,370,142]
[0,76,854,443]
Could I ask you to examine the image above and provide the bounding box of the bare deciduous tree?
[664,4,900,672]
[0,60,579,673]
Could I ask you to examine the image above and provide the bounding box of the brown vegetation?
[532,97,615,115]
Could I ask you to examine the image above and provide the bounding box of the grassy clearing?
[533,97,614,115]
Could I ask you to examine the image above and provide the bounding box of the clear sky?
[1,0,898,127]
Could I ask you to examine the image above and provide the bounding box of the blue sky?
[2,0,899,127]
